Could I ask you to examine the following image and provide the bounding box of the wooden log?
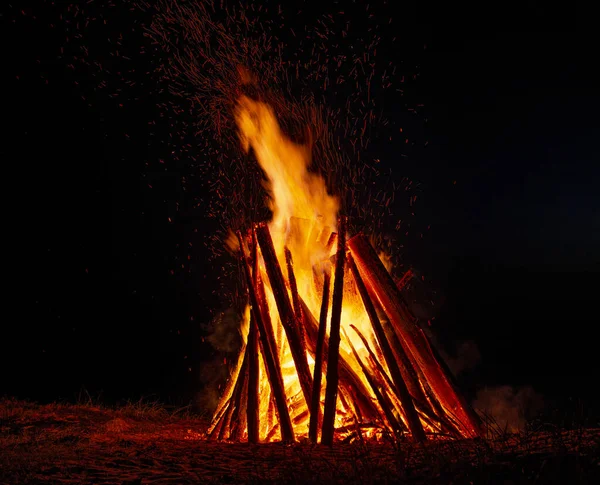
[347,254,426,442]
[246,328,259,442]
[207,339,247,436]
[284,247,304,322]
[237,231,295,442]
[357,262,428,407]
[255,223,313,412]
[300,297,380,423]
[350,325,409,426]
[347,234,483,438]
[219,349,247,440]
[246,232,260,443]
[284,247,309,370]
[230,348,249,441]
[208,400,228,440]
[380,311,429,406]
[321,216,347,445]
[308,263,331,443]
[345,330,404,441]
[418,327,483,436]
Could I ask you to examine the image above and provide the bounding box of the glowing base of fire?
[207,222,483,444]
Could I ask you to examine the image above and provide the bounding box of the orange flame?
[230,95,455,442]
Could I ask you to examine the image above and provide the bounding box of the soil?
[1,399,598,484]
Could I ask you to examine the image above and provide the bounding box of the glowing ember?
[208,94,483,444]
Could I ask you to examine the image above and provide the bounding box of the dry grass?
[1,397,598,484]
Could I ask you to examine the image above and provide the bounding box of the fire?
[208,94,483,444]
[235,96,372,439]
[235,95,338,266]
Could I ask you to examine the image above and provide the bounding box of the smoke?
[474,385,544,433]
[205,308,246,353]
[445,339,482,377]
[196,308,249,413]
[425,333,544,433]
[196,359,230,414]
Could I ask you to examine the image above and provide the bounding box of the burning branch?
[321,216,347,445]
[347,234,483,438]
[238,230,295,442]
[255,223,314,414]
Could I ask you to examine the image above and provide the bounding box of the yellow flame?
[233,95,432,442]
[235,96,338,253]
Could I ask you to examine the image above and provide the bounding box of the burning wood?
[208,95,483,443]
[308,261,331,443]
[347,234,483,439]
[255,223,314,412]
[208,224,482,443]
[347,253,426,442]
[321,216,347,446]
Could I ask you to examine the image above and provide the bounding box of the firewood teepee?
[206,94,483,443]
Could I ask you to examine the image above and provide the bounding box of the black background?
[3,1,598,410]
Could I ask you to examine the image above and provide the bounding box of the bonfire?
[207,94,483,445]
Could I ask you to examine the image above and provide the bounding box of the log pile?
[207,222,483,444]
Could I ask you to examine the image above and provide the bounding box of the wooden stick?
[347,253,426,442]
[418,327,483,436]
[321,216,347,445]
[347,234,483,438]
[255,223,313,411]
[361,267,429,407]
[300,297,380,423]
[308,263,331,443]
[207,339,247,436]
[237,231,295,442]
[207,400,228,440]
[285,247,304,322]
[380,311,429,406]
[361,344,457,436]
[284,247,309,373]
[219,348,247,440]
[246,232,260,443]
[230,349,249,441]
[345,329,404,441]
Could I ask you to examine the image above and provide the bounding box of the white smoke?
[474,385,544,433]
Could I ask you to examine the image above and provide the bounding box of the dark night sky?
[3,2,599,409]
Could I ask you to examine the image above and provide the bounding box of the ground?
[1,398,598,484]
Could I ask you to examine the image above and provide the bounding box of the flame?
[230,95,452,443]
[235,96,338,256]
[234,96,388,441]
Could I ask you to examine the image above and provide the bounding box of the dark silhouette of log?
[347,234,483,438]
[380,313,428,406]
[208,401,228,440]
[230,349,249,441]
[321,217,347,445]
[245,335,260,438]
[219,348,248,440]
[358,336,461,437]
[363,271,428,407]
[347,254,426,442]
[246,232,260,443]
[207,339,247,436]
[345,331,404,441]
[308,263,331,443]
[255,223,313,412]
[237,231,295,442]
